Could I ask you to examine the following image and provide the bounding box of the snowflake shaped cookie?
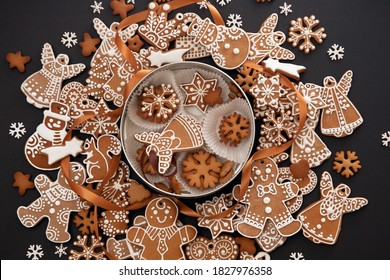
[250,74,281,109]
[226,14,243,28]
[288,15,326,54]
[328,44,345,60]
[26,244,44,260]
[61,32,78,48]
[261,109,297,145]
[382,131,390,147]
[69,235,106,260]
[9,122,26,139]
[333,151,361,178]
[181,72,219,112]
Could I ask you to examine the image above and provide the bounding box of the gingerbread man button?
[17,162,90,243]
[126,197,197,260]
[236,157,302,238]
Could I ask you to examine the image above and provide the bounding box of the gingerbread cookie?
[134,114,204,174]
[146,48,190,68]
[21,43,85,108]
[187,17,250,69]
[17,162,89,243]
[196,194,237,238]
[219,112,250,147]
[180,72,221,113]
[240,251,271,260]
[98,210,130,237]
[182,150,223,190]
[82,134,122,183]
[175,35,210,60]
[110,0,134,19]
[12,171,35,196]
[126,197,197,260]
[79,33,101,57]
[5,51,31,72]
[107,236,143,260]
[236,157,302,238]
[255,220,287,253]
[333,151,362,178]
[247,13,295,64]
[137,84,180,123]
[320,71,363,138]
[298,172,368,245]
[235,237,257,255]
[136,145,157,175]
[24,101,84,170]
[185,235,239,260]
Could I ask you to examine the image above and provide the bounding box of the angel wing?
[336,70,353,96]
[269,45,295,61]
[119,23,139,41]
[343,197,368,213]
[63,63,86,80]
[258,13,278,34]
[134,131,161,145]
[41,43,55,65]
[319,171,334,199]
[93,18,111,40]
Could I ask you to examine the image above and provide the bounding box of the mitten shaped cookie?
[236,157,302,238]
[17,162,90,243]
[126,197,197,260]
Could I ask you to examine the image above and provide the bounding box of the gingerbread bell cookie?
[126,197,197,260]
[298,172,368,245]
[17,162,89,243]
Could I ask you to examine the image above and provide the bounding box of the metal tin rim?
[120,61,255,199]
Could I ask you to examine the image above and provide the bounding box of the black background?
[1,0,389,260]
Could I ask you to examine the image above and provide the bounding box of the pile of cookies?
[9,1,368,260]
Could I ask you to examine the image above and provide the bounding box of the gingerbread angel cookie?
[187,17,250,69]
[287,82,331,167]
[298,172,368,245]
[134,114,204,174]
[235,157,302,238]
[247,13,295,65]
[21,43,85,108]
[24,101,84,170]
[320,70,363,137]
[126,197,197,260]
[17,162,89,243]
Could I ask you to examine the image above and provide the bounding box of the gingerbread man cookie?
[298,172,368,245]
[236,157,302,238]
[21,43,85,108]
[17,162,89,243]
[126,197,197,260]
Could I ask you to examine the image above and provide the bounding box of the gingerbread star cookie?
[5,51,31,72]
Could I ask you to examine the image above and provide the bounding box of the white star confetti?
[54,244,68,258]
[327,44,345,60]
[280,2,292,16]
[9,122,26,139]
[91,1,104,14]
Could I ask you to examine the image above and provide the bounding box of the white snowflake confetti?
[127,0,135,4]
[216,0,232,7]
[61,32,78,48]
[26,245,44,260]
[91,1,104,14]
[327,44,345,60]
[289,252,305,260]
[280,2,292,16]
[9,122,26,139]
[197,1,209,9]
[226,14,243,28]
[54,244,68,258]
[382,131,390,147]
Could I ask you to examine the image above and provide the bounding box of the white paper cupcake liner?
[202,98,254,163]
[126,70,185,131]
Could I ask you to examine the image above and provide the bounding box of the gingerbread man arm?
[63,63,86,80]
[34,174,52,193]
[127,227,148,246]
[41,43,55,65]
[280,182,299,200]
[178,225,197,245]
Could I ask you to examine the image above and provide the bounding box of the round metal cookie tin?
[121,61,255,198]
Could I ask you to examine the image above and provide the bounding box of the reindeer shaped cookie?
[236,157,302,238]
[17,162,89,243]
[127,197,197,260]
